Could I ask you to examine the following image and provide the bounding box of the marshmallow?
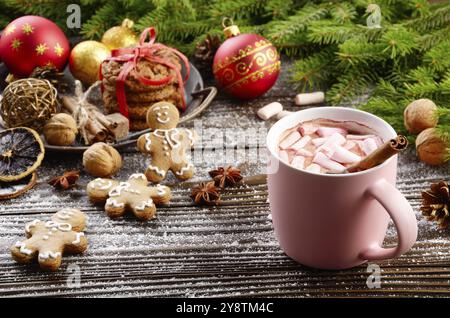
[330,146,361,164]
[257,102,283,120]
[276,110,293,120]
[296,148,313,157]
[316,133,346,153]
[289,135,311,152]
[295,92,325,106]
[317,126,348,137]
[343,140,356,150]
[279,150,290,164]
[346,134,376,140]
[291,155,306,169]
[374,137,384,147]
[312,137,327,147]
[313,152,346,173]
[279,131,301,149]
[361,138,378,156]
[305,163,321,173]
[298,123,319,136]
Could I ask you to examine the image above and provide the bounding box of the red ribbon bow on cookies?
[100,27,190,119]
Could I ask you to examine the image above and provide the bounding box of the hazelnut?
[404,99,438,134]
[416,128,449,166]
[83,142,122,177]
[43,113,78,146]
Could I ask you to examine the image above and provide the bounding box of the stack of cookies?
[101,48,184,131]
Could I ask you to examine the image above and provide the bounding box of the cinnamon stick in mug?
[346,135,408,173]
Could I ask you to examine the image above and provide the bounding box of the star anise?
[190,181,221,205]
[209,166,243,188]
[48,170,80,190]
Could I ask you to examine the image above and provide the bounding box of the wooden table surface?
[0,60,449,298]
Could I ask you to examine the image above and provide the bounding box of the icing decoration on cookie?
[106,198,125,208]
[25,219,41,233]
[90,178,114,191]
[38,251,62,260]
[129,173,147,182]
[156,184,167,196]
[145,134,152,151]
[72,233,85,245]
[175,163,194,176]
[86,174,172,220]
[148,165,166,177]
[135,199,154,211]
[15,241,33,255]
[10,209,88,271]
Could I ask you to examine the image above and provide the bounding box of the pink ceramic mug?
[267,107,418,269]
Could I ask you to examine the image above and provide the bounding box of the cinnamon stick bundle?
[60,81,129,145]
[346,135,408,173]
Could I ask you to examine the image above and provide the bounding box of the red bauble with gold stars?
[213,21,281,100]
[0,16,69,78]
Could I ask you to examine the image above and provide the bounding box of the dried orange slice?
[0,172,37,200]
[0,127,45,182]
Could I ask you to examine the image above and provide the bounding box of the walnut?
[43,113,78,146]
[404,99,438,134]
[416,128,449,166]
[82,142,122,177]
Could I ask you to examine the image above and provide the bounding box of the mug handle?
[359,179,417,261]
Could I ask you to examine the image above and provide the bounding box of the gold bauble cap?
[222,17,240,38]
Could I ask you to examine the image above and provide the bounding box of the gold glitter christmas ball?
[101,19,138,50]
[69,41,111,85]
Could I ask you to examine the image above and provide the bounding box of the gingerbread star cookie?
[87,173,171,220]
[11,209,88,271]
[137,102,197,182]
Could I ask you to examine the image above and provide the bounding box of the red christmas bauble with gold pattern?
[0,16,70,78]
[213,22,280,100]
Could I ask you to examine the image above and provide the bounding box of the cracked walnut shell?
[83,142,122,177]
[43,113,78,146]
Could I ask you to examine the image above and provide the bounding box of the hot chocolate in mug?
[267,107,418,269]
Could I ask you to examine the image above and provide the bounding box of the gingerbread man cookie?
[87,173,171,220]
[11,209,87,271]
[137,102,197,182]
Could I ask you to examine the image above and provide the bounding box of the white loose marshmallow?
[279,131,301,149]
[257,102,283,120]
[317,126,348,137]
[276,110,293,120]
[313,152,346,173]
[291,156,306,169]
[294,92,325,106]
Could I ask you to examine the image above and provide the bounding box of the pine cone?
[421,180,450,228]
[194,34,221,73]
[30,66,68,93]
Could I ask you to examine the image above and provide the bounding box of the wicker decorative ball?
[0,78,58,130]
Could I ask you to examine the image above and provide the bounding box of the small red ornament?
[213,19,280,100]
[0,16,70,78]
